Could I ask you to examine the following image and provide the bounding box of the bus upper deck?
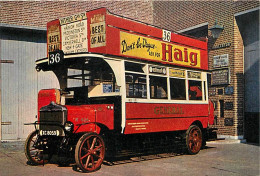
[43,7,208,71]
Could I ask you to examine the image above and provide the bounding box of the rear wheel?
[75,133,105,172]
[185,125,202,155]
[25,131,48,165]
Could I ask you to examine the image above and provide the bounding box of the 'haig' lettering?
[161,43,198,66]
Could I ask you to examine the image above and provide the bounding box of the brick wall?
[153,1,259,137]
[0,1,153,28]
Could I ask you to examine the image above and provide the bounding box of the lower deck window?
[126,73,147,98]
[170,78,186,100]
[188,80,203,100]
[150,76,168,99]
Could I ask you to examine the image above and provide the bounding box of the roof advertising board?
[120,31,201,68]
[46,8,209,70]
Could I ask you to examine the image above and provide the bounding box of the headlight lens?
[35,124,40,131]
[64,121,74,132]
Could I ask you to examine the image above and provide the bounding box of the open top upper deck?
[38,7,208,70]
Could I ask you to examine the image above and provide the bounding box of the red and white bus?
[25,8,216,172]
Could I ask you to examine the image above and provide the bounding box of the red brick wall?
[0,1,153,28]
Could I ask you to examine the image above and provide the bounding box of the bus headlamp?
[64,121,74,132]
[35,124,40,131]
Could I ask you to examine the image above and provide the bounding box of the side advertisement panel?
[119,31,202,69]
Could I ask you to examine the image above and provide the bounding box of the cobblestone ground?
[0,140,259,176]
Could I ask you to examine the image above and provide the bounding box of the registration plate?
[40,130,59,136]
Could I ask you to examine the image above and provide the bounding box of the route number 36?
[162,30,171,42]
[48,51,64,65]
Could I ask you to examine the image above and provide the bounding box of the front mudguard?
[74,123,101,134]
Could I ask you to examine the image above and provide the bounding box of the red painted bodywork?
[47,8,208,71]
[65,104,114,133]
[38,89,114,134]
[124,103,213,134]
[38,89,60,119]
[209,101,214,125]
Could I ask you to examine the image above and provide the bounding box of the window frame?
[124,60,208,103]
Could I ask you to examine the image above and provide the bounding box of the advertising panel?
[187,71,201,79]
[47,23,60,53]
[120,31,201,69]
[60,12,88,54]
[90,13,106,48]
[46,8,208,70]
[149,66,167,75]
[169,68,186,78]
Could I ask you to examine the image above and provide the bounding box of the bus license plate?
[40,130,57,136]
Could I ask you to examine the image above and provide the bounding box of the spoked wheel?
[25,130,48,165]
[185,125,202,155]
[75,133,105,173]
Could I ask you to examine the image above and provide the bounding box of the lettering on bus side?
[161,43,198,67]
[154,106,184,115]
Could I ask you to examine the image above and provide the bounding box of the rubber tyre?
[75,133,105,173]
[185,125,203,155]
[25,130,48,165]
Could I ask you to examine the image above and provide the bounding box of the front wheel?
[75,133,105,172]
[24,131,48,165]
[185,125,203,155]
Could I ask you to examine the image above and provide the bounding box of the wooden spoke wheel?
[185,125,202,155]
[25,131,48,165]
[75,133,105,173]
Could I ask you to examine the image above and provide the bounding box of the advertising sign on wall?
[211,68,230,85]
[213,54,229,68]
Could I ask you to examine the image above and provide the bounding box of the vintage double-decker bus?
[25,8,216,172]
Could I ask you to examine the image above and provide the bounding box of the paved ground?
[0,140,259,176]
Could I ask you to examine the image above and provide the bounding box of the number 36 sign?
[162,29,171,42]
[48,50,64,65]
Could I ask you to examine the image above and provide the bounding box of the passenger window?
[126,73,147,98]
[188,80,202,100]
[170,78,186,100]
[150,76,168,99]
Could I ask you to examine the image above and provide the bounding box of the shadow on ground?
[24,144,216,173]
